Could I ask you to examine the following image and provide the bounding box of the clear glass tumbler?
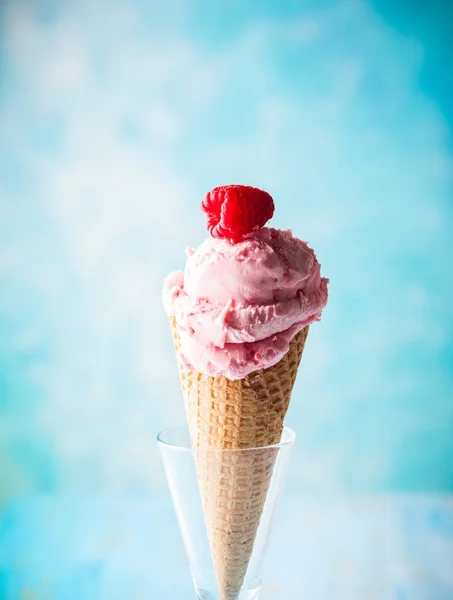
[157,426,296,600]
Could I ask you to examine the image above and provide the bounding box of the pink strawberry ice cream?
[163,226,328,380]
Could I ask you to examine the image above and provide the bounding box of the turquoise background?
[1,0,453,509]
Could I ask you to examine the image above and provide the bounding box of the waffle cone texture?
[170,317,308,600]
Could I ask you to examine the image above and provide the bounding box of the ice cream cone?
[163,184,328,598]
[170,316,308,600]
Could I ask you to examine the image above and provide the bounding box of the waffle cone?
[170,317,308,600]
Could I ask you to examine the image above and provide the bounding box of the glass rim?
[157,425,296,453]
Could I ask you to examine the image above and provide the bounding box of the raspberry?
[201,185,275,243]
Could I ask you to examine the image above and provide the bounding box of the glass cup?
[157,426,296,600]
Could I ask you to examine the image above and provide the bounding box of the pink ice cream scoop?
[163,185,328,380]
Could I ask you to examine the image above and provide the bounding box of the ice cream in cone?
[163,185,328,599]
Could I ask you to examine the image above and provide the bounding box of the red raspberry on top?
[201,185,275,243]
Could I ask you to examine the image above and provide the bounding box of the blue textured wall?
[0,0,452,505]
